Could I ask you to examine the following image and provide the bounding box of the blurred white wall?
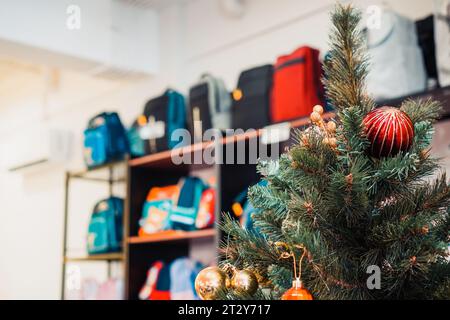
[0,0,434,299]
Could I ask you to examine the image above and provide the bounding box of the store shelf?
[128,141,216,168]
[127,229,217,244]
[64,252,124,262]
[378,85,450,118]
[69,160,127,182]
[128,113,335,169]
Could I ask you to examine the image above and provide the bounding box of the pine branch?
[323,4,374,114]
[400,98,442,124]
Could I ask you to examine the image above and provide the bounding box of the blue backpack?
[127,117,147,158]
[87,197,123,255]
[170,257,204,300]
[83,112,129,168]
[170,177,208,231]
[143,90,188,154]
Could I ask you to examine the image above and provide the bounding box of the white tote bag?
[434,0,450,87]
[366,11,427,100]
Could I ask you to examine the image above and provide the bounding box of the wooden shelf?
[64,252,124,262]
[128,141,215,168]
[377,85,450,118]
[69,159,127,182]
[127,114,335,169]
[128,229,217,244]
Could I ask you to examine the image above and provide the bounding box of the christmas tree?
[195,4,450,300]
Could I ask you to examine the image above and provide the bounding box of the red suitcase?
[271,46,324,122]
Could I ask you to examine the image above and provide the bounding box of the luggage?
[231,64,273,130]
[87,197,124,254]
[366,11,427,100]
[139,261,171,300]
[139,258,204,300]
[170,257,204,300]
[433,0,450,87]
[271,46,324,123]
[139,185,180,236]
[416,15,439,87]
[139,177,213,235]
[188,74,232,142]
[127,115,147,158]
[143,89,187,154]
[83,112,129,168]
[170,177,208,231]
[195,188,215,230]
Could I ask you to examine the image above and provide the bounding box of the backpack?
[170,177,208,231]
[416,15,439,87]
[83,112,129,168]
[195,188,215,230]
[96,278,124,300]
[188,74,232,142]
[87,197,123,254]
[139,177,210,235]
[366,10,427,100]
[139,185,181,236]
[271,46,324,123]
[434,0,450,87]
[143,89,187,154]
[170,257,204,300]
[127,116,147,158]
[139,261,171,300]
[231,64,273,130]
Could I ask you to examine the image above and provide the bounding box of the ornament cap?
[293,278,302,289]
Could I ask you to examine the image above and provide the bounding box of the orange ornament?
[281,278,313,300]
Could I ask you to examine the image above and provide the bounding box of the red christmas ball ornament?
[281,278,313,300]
[363,106,414,158]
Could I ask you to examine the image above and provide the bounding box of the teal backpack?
[87,197,123,254]
[170,177,208,231]
[142,89,188,154]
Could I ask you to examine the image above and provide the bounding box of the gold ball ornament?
[313,105,324,115]
[231,269,259,295]
[326,121,336,133]
[310,111,322,123]
[328,137,337,148]
[195,267,227,300]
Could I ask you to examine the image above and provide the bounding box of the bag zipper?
[275,57,305,71]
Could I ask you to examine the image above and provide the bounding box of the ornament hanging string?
[274,242,358,290]
[275,242,307,282]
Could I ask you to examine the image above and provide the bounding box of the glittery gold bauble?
[310,111,322,123]
[328,137,337,148]
[313,105,324,115]
[327,121,337,133]
[231,270,259,295]
[195,267,227,300]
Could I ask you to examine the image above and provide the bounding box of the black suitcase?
[231,64,273,130]
[189,82,214,143]
[143,93,170,154]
